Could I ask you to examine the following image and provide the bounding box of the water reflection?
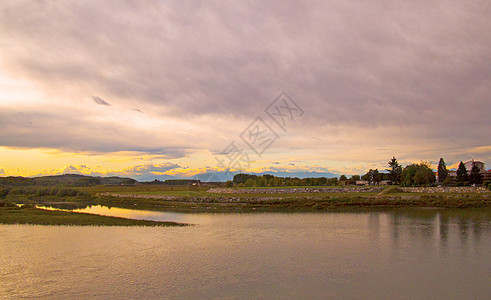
[389,208,490,254]
[39,204,490,255]
[1,207,490,299]
[37,204,194,224]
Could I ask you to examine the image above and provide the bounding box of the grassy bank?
[93,193,490,213]
[2,185,490,214]
[0,205,187,226]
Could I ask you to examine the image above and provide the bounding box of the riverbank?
[93,193,490,213]
[3,185,490,214]
[0,206,187,226]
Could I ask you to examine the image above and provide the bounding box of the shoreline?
[92,193,490,213]
[0,206,188,226]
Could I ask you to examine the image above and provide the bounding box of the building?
[339,180,356,186]
[482,170,491,183]
[464,160,485,173]
[438,160,488,185]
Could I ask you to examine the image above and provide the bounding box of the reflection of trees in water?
[472,216,483,245]
[388,209,490,252]
[367,213,381,240]
[389,209,437,247]
[439,213,448,250]
[39,202,91,210]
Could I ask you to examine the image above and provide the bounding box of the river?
[0,207,489,299]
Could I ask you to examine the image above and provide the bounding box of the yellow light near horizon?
[0,147,140,177]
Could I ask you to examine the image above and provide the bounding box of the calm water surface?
[0,207,490,299]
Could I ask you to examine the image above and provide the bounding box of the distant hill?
[0,174,136,187]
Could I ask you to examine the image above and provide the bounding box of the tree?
[350,175,360,181]
[244,178,255,187]
[372,169,382,185]
[339,175,348,181]
[387,156,402,184]
[437,158,448,183]
[401,163,436,186]
[0,186,9,198]
[456,161,469,183]
[362,169,382,185]
[469,164,482,185]
[327,177,338,186]
[442,176,452,186]
[233,173,257,185]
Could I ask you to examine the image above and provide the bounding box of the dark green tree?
[387,156,402,184]
[350,175,360,181]
[372,169,382,185]
[456,161,469,183]
[361,171,371,182]
[437,158,448,183]
[339,175,348,181]
[233,173,257,185]
[469,164,482,185]
[362,169,382,185]
[401,163,436,186]
[327,177,338,186]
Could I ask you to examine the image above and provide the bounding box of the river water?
[0,207,490,299]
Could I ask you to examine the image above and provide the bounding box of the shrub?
[0,186,10,198]
[0,200,17,207]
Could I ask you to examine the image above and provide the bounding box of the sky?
[0,0,490,181]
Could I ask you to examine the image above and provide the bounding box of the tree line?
[230,156,486,188]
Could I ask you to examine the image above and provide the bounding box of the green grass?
[0,206,187,226]
[3,184,490,214]
[81,185,208,194]
[106,190,379,198]
[92,193,490,213]
[124,190,213,197]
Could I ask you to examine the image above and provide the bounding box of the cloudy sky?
[0,0,490,181]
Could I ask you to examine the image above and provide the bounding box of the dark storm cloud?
[0,0,489,160]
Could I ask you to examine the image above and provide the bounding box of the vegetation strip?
[0,205,187,226]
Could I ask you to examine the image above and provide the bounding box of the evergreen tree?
[456,161,469,183]
[469,164,482,185]
[437,158,448,183]
[387,156,402,184]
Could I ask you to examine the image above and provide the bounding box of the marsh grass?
[0,205,187,226]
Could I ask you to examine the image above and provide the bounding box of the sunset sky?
[0,0,490,181]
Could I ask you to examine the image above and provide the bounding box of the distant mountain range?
[0,170,341,187]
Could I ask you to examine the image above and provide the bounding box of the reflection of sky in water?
[36,205,490,252]
[74,205,190,223]
[2,208,490,299]
[37,205,214,225]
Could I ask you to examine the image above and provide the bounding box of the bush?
[76,190,90,197]
[442,176,452,186]
[0,200,17,207]
[57,188,79,197]
[0,186,10,198]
